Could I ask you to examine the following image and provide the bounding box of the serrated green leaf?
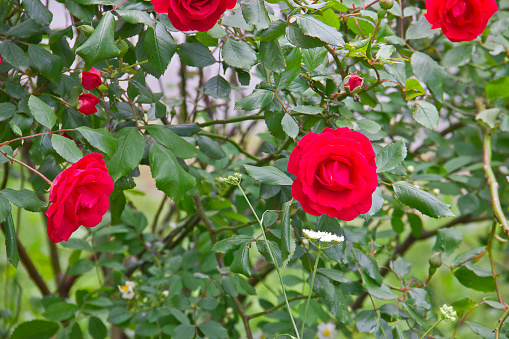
[144,22,177,73]
[222,39,257,70]
[407,100,439,130]
[393,181,454,218]
[28,95,56,129]
[0,189,45,212]
[11,320,59,339]
[78,127,118,156]
[244,165,293,186]
[230,242,251,277]
[376,140,407,173]
[51,134,82,163]
[107,127,146,182]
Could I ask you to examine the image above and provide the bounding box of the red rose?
[151,0,237,32]
[81,67,102,90]
[288,127,378,221]
[425,0,498,42]
[78,94,100,115]
[344,74,363,93]
[46,153,114,243]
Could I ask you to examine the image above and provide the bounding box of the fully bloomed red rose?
[288,127,378,221]
[81,67,102,90]
[425,0,498,42]
[78,94,100,115]
[151,0,237,32]
[46,153,114,243]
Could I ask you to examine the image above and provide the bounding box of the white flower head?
[162,290,169,297]
[303,229,344,244]
[253,332,267,339]
[440,304,457,322]
[317,322,337,339]
[118,281,135,300]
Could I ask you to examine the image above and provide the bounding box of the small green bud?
[377,8,387,20]
[379,0,394,10]
[429,252,442,269]
[78,25,94,37]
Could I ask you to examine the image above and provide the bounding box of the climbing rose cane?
[46,153,114,243]
[150,0,237,32]
[288,127,378,221]
[425,0,498,42]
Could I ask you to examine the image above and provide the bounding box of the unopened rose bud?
[429,252,442,269]
[81,67,102,90]
[406,165,414,174]
[77,94,100,115]
[380,0,394,10]
[78,25,94,37]
[344,74,363,94]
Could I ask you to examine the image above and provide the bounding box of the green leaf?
[281,114,299,139]
[88,317,107,339]
[107,307,132,325]
[411,51,445,98]
[198,321,228,339]
[60,238,93,252]
[148,144,196,202]
[0,41,29,69]
[145,125,197,159]
[291,105,323,115]
[68,258,95,275]
[3,212,18,268]
[22,0,52,25]
[375,140,407,173]
[476,108,500,129]
[144,23,177,73]
[404,78,425,100]
[230,242,252,277]
[295,15,344,46]
[28,45,64,83]
[486,77,509,100]
[442,44,474,67]
[51,134,82,163]
[0,189,45,212]
[115,9,154,27]
[28,95,56,129]
[407,100,439,130]
[197,135,226,159]
[10,320,60,339]
[242,0,270,29]
[211,235,251,253]
[78,127,118,156]
[135,322,160,337]
[0,103,17,121]
[107,127,146,182]
[177,42,216,67]
[6,19,41,38]
[393,181,454,219]
[43,302,79,321]
[204,75,231,99]
[172,324,195,339]
[454,263,496,292]
[356,310,378,332]
[244,165,293,186]
[433,228,463,257]
[405,16,434,40]
[222,39,257,70]
[260,20,287,42]
[452,297,478,312]
[361,272,397,300]
[0,194,11,223]
[76,12,121,68]
[260,40,286,73]
[356,119,381,134]
[234,90,274,111]
[280,200,293,264]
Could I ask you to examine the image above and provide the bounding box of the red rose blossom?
[151,0,237,32]
[344,74,363,93]
[78,94,100,115]
[46,153,114,243]
[288,127,378,221]
[81,67,102,90]
[425,0,498,42]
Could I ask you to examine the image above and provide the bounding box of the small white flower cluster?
[317,322,337,339]
[218,173,242,185]
[118,281,135,300]
[440,304,457,322]
[303,229,344,244]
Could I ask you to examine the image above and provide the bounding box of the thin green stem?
[300,250,321,337]
[420,319,443,339]
[236,184,301,339]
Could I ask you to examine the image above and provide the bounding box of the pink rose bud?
[46,153,114,243]
[81,67,102,90]
[78,94,100,115]
[344,74,363,93]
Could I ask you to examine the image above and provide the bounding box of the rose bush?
[288,127,378,221]
[46,153,114,243]
[425,0,498,41]
[151,0,237,31]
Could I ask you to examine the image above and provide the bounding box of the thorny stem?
[0,129,78,147]
[1,151,52,185]
[299,250,321,338]
[495,308,509,339]
[236,184,301,339]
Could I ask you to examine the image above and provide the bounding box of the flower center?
[323,329,331,336]
[121,285,129,292]
[316,156,355,192]
[451,1,466,17]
